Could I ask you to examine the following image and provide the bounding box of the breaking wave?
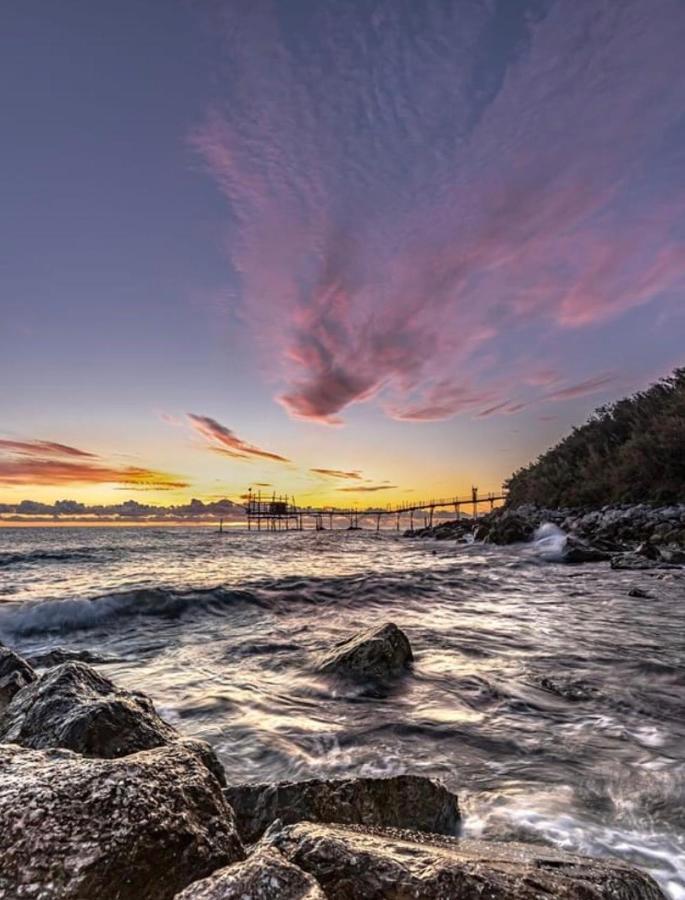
[0,585,253,637]
[533,522,568,561]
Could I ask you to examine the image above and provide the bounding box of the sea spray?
[533,522,568,561]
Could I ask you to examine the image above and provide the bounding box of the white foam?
[532,522,568,561]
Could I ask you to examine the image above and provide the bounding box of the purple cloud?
[194,0,685,423]
[187,414,290,463]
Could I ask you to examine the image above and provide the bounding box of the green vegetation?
[505,368,685,508]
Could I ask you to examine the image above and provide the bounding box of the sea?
[0,525,683,898]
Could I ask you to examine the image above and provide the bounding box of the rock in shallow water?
[560,536,610,563]
[0,660,225,782]
[0,742,244,900]
[316,622,413,680]
[224,774,460,844]
[262,821,666,899]
[174,847,325,899]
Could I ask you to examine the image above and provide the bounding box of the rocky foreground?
[0,622,668,899]
[409,502,685,567]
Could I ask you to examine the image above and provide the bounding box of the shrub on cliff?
[505,368,685,508]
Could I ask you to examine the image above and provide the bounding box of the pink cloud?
[187,414,289,463]
[543,373,616,402]
[0,439,98,459]
[194,1,685,423]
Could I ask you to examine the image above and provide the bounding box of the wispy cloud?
[311,468,362,480]
[0,438,187,489]
[543,373,616,402]
[194,0,685,423]
[0,439,97,459]
[187,414,289,463]
[337,484,397,493]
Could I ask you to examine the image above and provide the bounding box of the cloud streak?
[310,468,362,480]
[0,439,98,459]
[195,0,685,423]
[187,414,289,462]
[337,484,397,493]
[0,437,187,489]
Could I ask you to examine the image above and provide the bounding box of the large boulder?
[0,742,244,900]
[561,536,610,563]
[0,646,36,713]
[316,623,413,680]
[262,821,665,899]
[610,553,676,571]
[484,510,540,545]
[224,774,460,844]
[0,661,225,783]
[174,847,324,899]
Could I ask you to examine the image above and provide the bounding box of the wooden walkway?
[240,487,507,532]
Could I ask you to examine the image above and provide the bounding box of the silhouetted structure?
[243,487,506,532]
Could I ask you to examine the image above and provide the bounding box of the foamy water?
[1,525,683,896]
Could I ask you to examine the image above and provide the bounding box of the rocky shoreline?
[0,622,670,899]
[408,502,685,568]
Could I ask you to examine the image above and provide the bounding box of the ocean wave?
[0,547,108,568]
[0,585,251,637]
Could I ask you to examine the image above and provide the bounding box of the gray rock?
[628,587,652,599]
[658,544,685,564]
[561,536,610,563]
[317,623,412,680]
[537,675,598,702]
[611,553,676,571]
[0,661,226,783]
[263,821,665,899]
[174,847,324,899]
[27,646,119,668]
[224,774,460,844]
[0,646,36,713]
[0,741,244,900]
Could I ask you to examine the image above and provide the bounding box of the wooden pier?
[243,486,506,532]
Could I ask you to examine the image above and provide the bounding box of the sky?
[1,0,684,516]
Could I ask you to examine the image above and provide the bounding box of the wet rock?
[263,821,665,899]
[611,553,675,571]
[317,622,413,680]
[224,774,460,844]
[0,646,36,713]
[26,646,119,668]
[0,661,225,782]
[0,741,244,900]
[174,847,324,899]
[628,587,652,599]
[560,536,610,563]
[537,675,598,702]
[486,512,539,545]
[657,544,685,564]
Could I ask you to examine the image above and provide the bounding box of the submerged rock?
[175,847,324,899]
[224,774,460,844]
[0,661,225,782]
[0,646,36,713]
[316,622,413,680]
[263,821,665,899]
[628,587,652,599]
[0,742,244,900]
[537,675,598,702]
